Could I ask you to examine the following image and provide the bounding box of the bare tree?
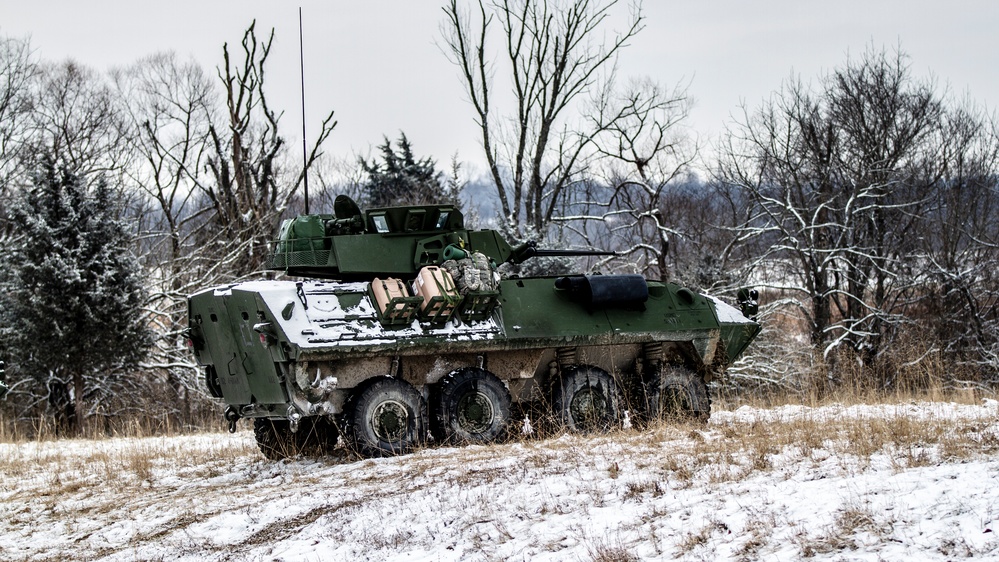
[112,19,338,421]
[441,0,643,235]
[202,21,335,274]
[26,60,134,188]
[571,76,699,281]
[717,46,981,378]
[919,102,999,382]
[0,22,342,430]
[115,53,215,269]
[1,41,134,230]
[113,52,221,421]
[824,49,944,361]
[0,34,38,200]
[308,152,368,214]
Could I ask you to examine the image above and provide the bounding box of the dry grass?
[734,509,777,560]
[0,407,225,445]
[0,431,258,505]
[675,519,730,556]
[793,500,896,557]
[586,534,641,562]
[719,320,995,409]
[655,406,999,488]
[2,385,994,494]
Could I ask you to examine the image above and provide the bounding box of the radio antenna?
[298,6,310,215]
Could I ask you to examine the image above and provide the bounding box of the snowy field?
[2,400,998,561]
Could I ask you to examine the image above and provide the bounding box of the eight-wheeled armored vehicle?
[187,196,760,458]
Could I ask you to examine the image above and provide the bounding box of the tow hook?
[287,406,302,433]
[223,406,240,433]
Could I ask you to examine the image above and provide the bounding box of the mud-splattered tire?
[253,417,339,460]
[253,418,295,460]
[297,417,340,456]
[644,365,710,423]
[348,377,427,457]
[436,368,511,444]
[553,366,620,432]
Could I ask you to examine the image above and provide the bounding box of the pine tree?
[360,133,455,207]
[1,155,150,432]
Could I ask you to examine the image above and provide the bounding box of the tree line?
[1,0,997,434]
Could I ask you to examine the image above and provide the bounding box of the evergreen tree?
[360,133,455,207]
[1,155,150,432]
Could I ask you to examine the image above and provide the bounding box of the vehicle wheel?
[253,418,295,460]
[553,366,619,432]
[348,377,427,457]
[644,364,710,423]
[253,417,339,460]
[436,368,511,444]
[295,416,340,456]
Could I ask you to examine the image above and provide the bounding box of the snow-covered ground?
[2,400,998,561]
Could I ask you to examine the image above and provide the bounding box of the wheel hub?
[570,388,608,428]
[372,400,409,441]
[456,391,495,434]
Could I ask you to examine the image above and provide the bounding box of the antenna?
[298,6,310,215]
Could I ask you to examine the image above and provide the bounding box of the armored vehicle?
[187,196,760,458]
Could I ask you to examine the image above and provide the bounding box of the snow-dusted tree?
[717,46,989,379]
[1,154,150,433]
[360,133,456,207]
[918,103,999,382]
[106,23,337,422]
[112,52,220,419]
[573,77,702,282]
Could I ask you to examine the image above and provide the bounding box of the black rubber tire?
[644,364,710,423]
[297,416,340,456]
[553,366,620,432]
[254,418,295,460]
[436,368,512,444]
[253,417,339,460]
[348,377,427,457]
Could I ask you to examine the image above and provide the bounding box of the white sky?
[3,1,997,174]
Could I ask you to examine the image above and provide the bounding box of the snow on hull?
[705,294,755,325]
[234,280,503,350]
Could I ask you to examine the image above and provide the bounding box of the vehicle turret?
[267,195,614,280]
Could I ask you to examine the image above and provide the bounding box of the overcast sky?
[3,1,997,174]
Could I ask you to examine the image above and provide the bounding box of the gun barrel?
[531,249,617,257]
[508,241,616,264]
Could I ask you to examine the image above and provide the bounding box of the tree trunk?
[74,371,85,435]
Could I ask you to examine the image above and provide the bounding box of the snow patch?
[705,294,754,324]
[234,280,503,349]
[3,401,997,561]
